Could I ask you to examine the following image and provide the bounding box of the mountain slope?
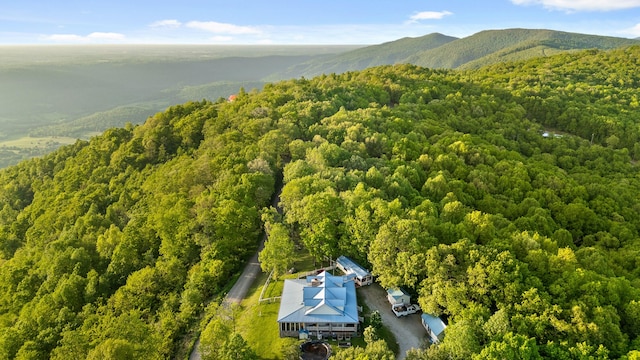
[269,32,457,79]
[408,28,640,69]
[278,28,640,78]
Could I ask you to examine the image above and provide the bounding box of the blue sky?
[1,0,640,44]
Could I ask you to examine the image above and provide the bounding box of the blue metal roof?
[421,313,446,336]
[278,271,359,324]
[336,255,371,279]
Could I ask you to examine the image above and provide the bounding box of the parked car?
[392,303,421,317]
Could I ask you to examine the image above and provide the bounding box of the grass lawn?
[237,271,288,359]
[236,248,317,359]
[377,325,400,355]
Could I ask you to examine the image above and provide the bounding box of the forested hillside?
[409,28,640,69]
[1,46,640,359]
[0,45,358,168]
[270,32,458,79]
[2,30,637,169]
[280,29,640,78]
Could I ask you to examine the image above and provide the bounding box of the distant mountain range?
[1,28,639,168]
[271,28,640,79]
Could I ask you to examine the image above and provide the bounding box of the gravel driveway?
[358,283,428,359]
[189,186,282,360]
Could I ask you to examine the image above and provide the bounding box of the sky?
[1,0,640,45]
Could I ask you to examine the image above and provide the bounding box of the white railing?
[258,269,282,303]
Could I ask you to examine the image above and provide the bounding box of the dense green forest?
[1,46,640,359]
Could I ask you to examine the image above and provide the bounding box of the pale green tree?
[259,222,295,279]
[219,332,258,360]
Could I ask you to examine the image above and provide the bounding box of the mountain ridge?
[1,28,639,168]
[267,32,457,80]
[277,28,640,78]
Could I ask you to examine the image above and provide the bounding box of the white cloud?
[210,36,233,42]
[511,0,640,11]
[149,19,182,28]
[623,23,640,37]
[44,32,125,43]
[87,32,125,40]
[186,21,261,35]
[408,10,453,23]
[47,34,85,41]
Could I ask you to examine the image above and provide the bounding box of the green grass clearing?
[235,248,347,358]
[237,271,292,359]
[0,136,78,149]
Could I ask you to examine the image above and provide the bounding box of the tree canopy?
[1,46,640,358]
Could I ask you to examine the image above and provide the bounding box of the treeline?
[0,47,639,359]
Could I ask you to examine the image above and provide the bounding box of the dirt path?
[223,245,264,305]
[189,184,282,360]
[188,338,202,360]
[358,283,427,359]
[188,251,264,360]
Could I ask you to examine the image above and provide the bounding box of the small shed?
[386,288,410,305]
[336,256,373,286]
[421,314,446,344]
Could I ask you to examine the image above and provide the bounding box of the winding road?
[188,248,265,360]
[189,185,282,360]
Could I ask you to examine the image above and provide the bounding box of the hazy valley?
[1,29,638,168]
[0,45,359,167]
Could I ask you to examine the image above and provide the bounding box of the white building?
[421,313,446,344]
[277,271,359,338]
[386,288,411,305]
[336,255,373,287]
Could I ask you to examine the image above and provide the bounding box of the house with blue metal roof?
[336,255,373,286]
[421,313,446,344]
[277,271,359,338]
